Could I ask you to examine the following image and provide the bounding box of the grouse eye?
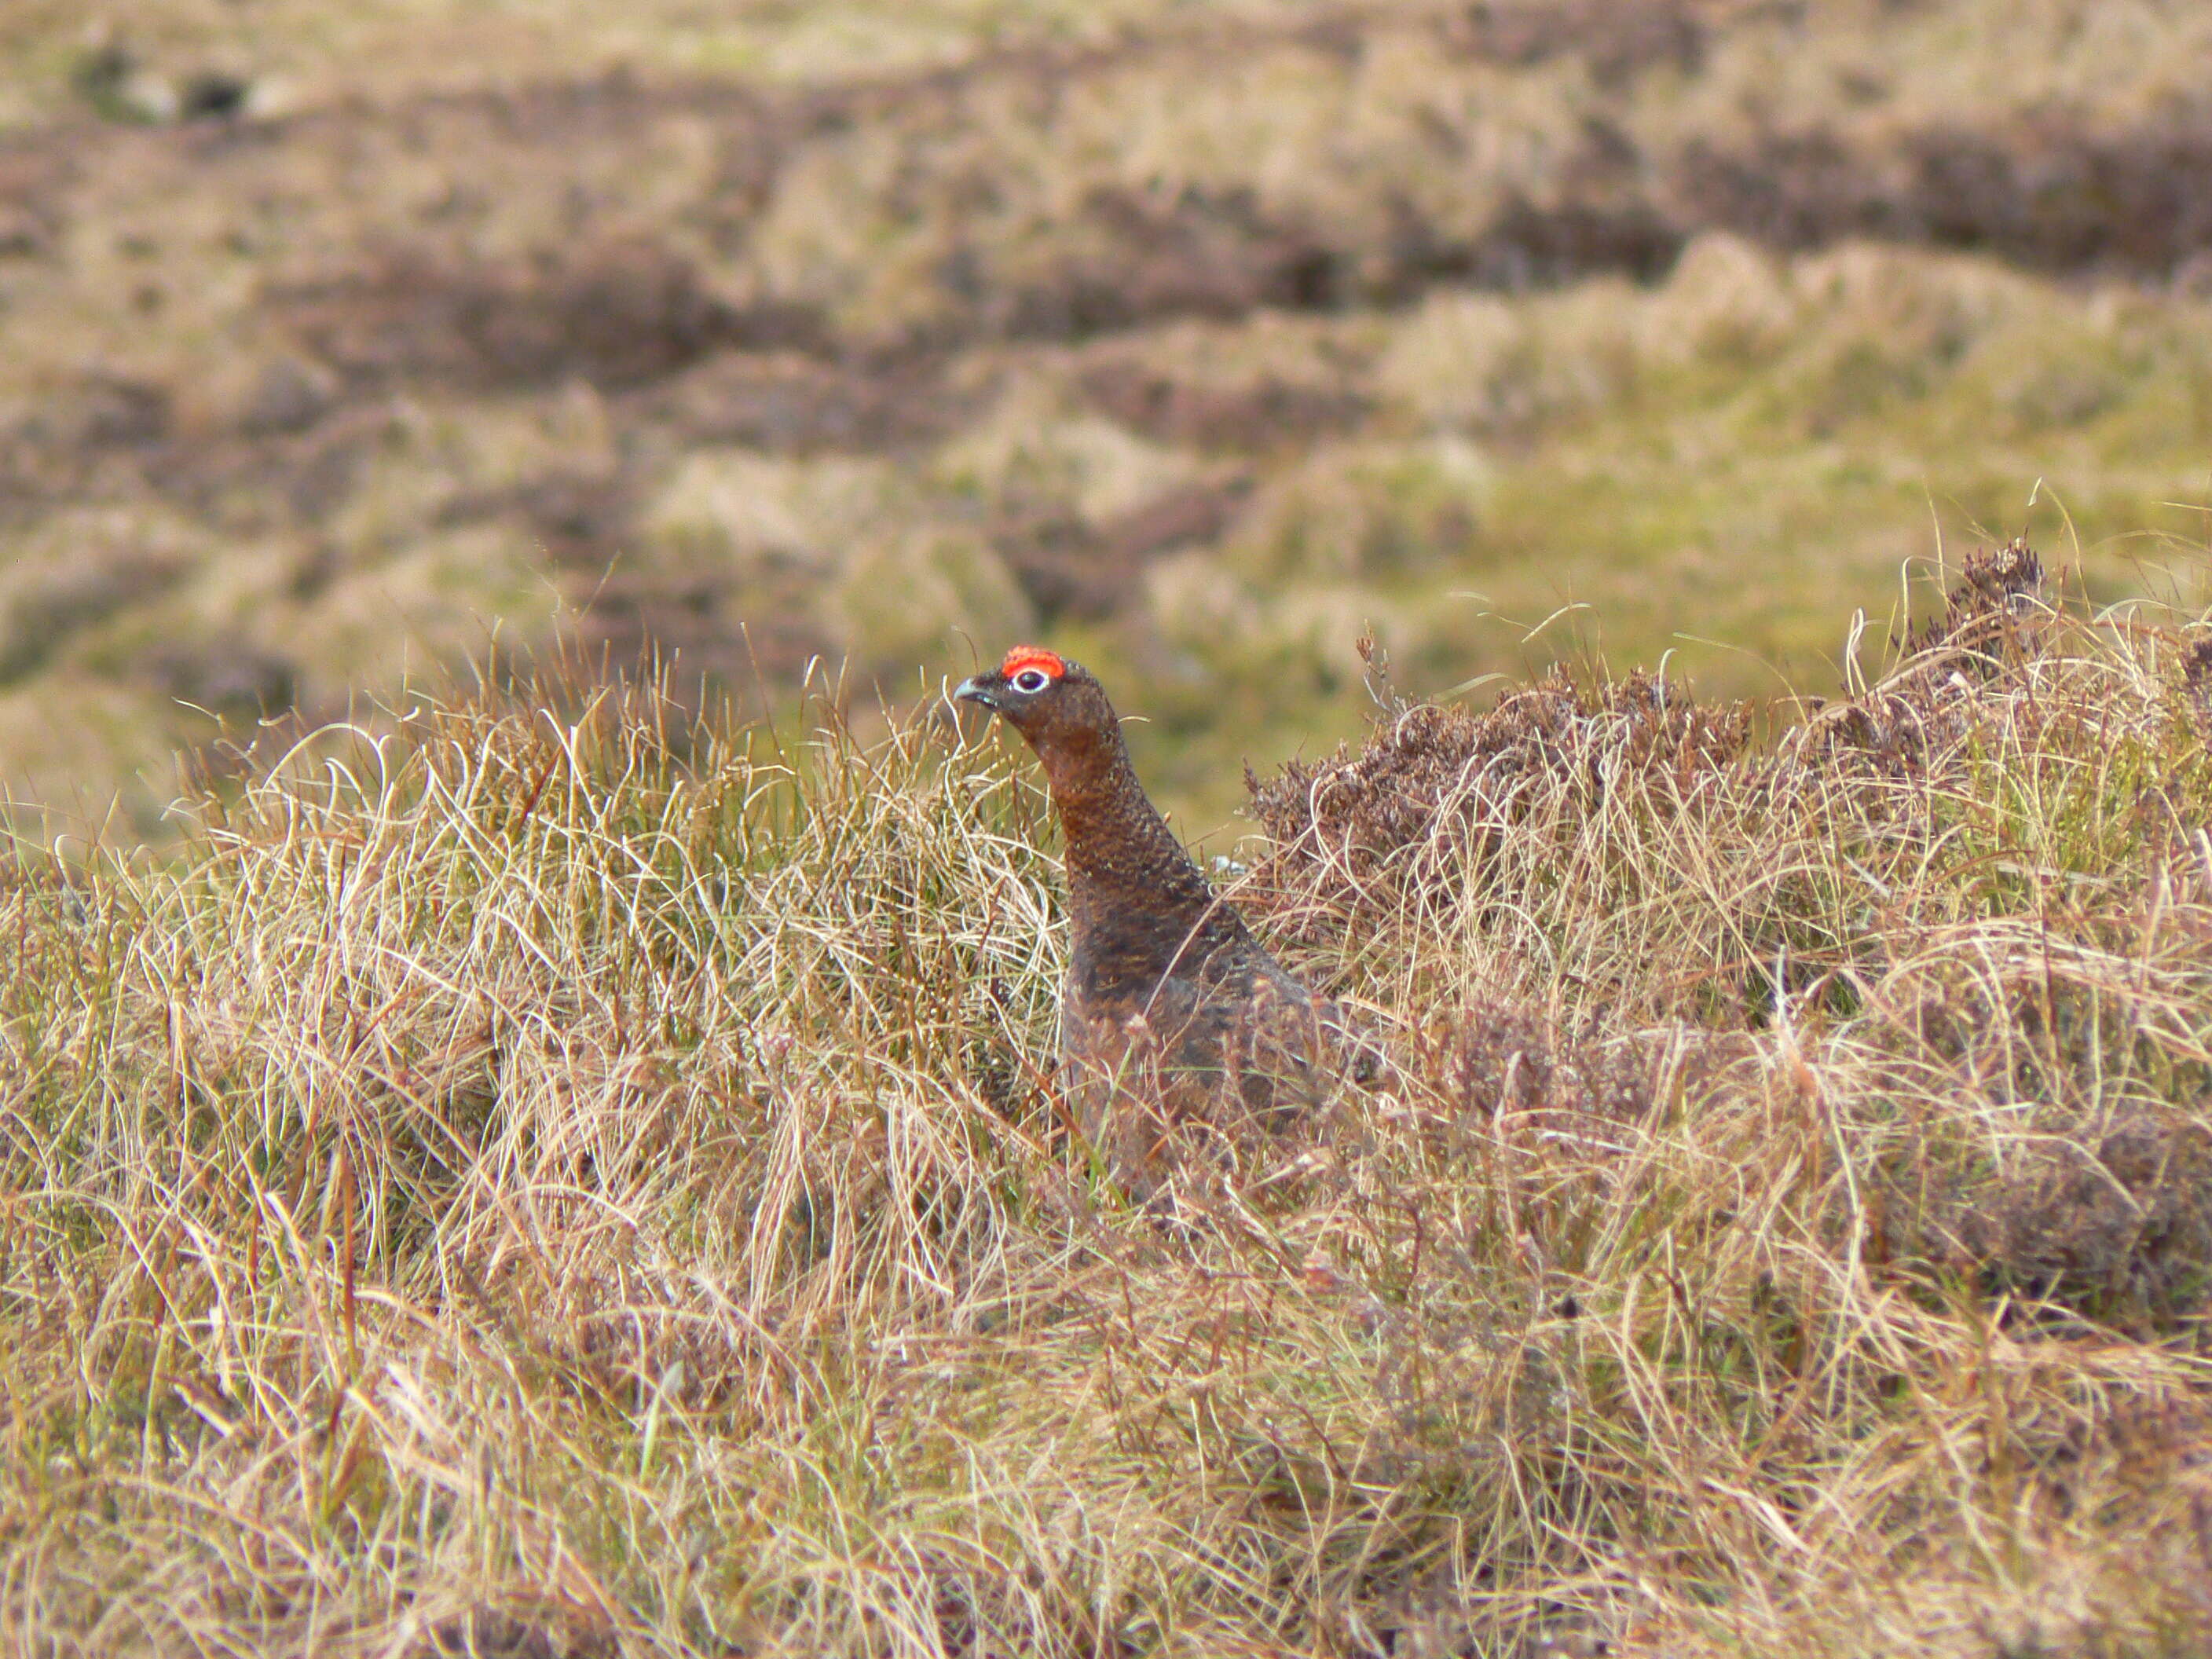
[1010,668,1052,694]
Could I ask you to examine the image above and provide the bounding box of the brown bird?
[955,646,1334,1185]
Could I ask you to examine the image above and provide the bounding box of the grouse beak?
[953,674,1002,712]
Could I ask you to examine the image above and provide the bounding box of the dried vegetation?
[7,549,2212,1654]
[5,0,2212,836]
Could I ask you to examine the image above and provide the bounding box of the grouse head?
[954,646,1120,766]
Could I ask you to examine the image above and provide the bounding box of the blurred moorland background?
[2,0,2210,842]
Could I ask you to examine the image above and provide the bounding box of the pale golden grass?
[5,567,2212,1654]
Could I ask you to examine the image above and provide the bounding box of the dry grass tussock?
[9,549,2212,1654]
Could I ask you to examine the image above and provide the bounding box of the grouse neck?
[1039,722,1219,917]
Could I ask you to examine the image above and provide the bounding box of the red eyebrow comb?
[1000,646,1067,679]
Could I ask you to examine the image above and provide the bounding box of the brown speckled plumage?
[956,647,1331,1185]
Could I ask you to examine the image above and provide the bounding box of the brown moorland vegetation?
[5,548,2212,1654]
[2,0,2212,838]
[7,2,2212,1647]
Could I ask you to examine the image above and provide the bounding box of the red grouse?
[956,646,1333,1182]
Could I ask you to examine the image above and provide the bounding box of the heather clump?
[2179,632,2212,737]
[1902,535,2047,659]
[1247,650,1752,945]
[1795,536,2054,777]
[1956,1111,2212,1331]
[1397,998,1752,1158]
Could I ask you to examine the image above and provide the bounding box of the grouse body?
[956,646,1331,1177]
